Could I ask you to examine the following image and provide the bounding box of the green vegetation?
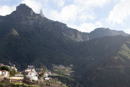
[50,76,83,87]
[42,78,68,87]
[8,28,19,36]
[0,66,10,71]
[10,69,17,77]
[53,67,73,76]
[39,73,44,77]
[0,82,40,87]
[52,66,83,87]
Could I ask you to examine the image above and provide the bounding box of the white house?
[25,71,38,81]
[44,72,48,78]
[25,68,35,72]
[24,68,38,81]
[48,72,52,75]
[0,70,9,77]
[8,65,17,72]
[44,72,50,80]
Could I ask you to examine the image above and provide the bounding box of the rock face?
[16,4,34,16]
[6,4,42,22]
[40,9,45,17]
[10,4,34,18]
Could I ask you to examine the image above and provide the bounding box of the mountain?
[0,4,128,42]
[89,28,129,39]
[69,35,130,86]
[0,4,86,69]
[0,4,130,87]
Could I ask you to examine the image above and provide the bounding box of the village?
[0,63,71,87]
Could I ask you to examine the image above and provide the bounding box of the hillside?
[70,35,130,86]
[0,4,127,69]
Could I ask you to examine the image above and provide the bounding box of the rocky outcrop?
[11,4,35,17]
[40,9,45,18]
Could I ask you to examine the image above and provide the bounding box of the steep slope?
[0,4,88,69]
[70,35,130,87]
[72,35,129,68]
[0,23,78,69]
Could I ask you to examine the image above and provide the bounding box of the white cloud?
[53,0,65,7]
[43,0,111,33]
[60,5,78,22]
[0,5,16,16]
[0,0,49,16]
[78,14,95,23]
[46,4,78,23]
[122,28,130,34]
[95,21,103,27]
[107,0,130,24]
[78,23,97,32]
[74,0,111,8]
[69,22,103,32]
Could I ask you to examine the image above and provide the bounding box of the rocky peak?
[11,4,35,17]
[40,9,45,17]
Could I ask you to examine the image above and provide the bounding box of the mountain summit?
[11,4,35,17]
[89,28,129,39]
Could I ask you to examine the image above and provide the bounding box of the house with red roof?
[24,67,38,81]
[0,70,9,77]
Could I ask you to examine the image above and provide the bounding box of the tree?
[39,73,44,77]
[10,69,16,76]
[1,66,10,71]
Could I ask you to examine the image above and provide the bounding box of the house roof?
[0,70,9,72]
[38,72,44,73]
[25,71,35,73]
[25,68,30,70]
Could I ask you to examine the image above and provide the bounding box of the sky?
[0,0,130,34]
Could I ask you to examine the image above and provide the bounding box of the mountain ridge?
[0,4,128,42]
[89,28,128,39]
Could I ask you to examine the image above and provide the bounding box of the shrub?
[1,66,10,71]
[10,69,16,76]
[4,78,7,80]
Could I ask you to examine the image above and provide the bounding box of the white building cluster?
[24,65,38,81]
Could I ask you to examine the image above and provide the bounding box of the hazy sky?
[0,0,130,33]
